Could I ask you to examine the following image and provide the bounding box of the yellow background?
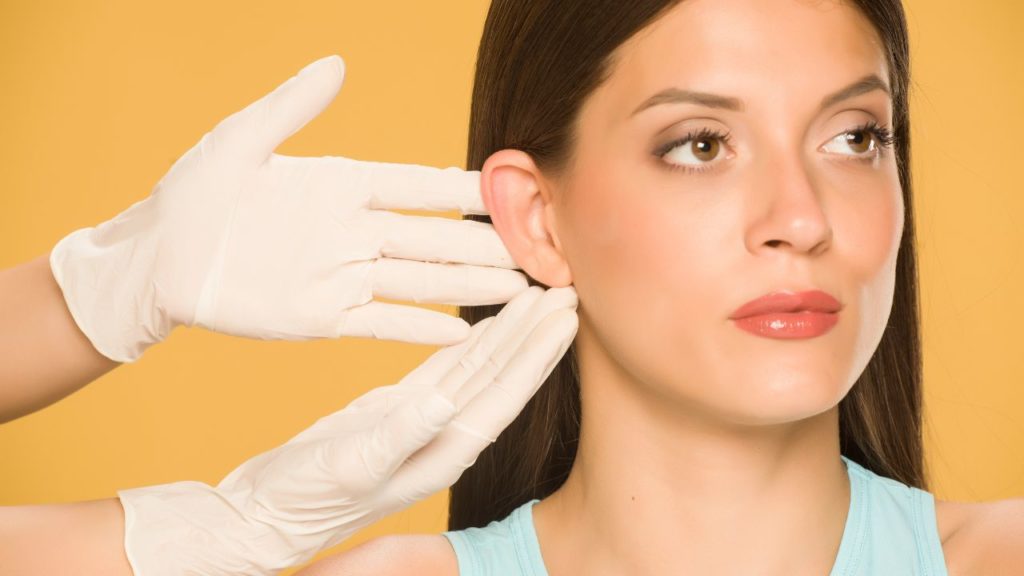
[0,0,1021,572]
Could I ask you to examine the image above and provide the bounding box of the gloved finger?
[371,210,520,270]
[394,316,497,391]
[371,259,529,306]
[432,285,573,401]
[386,307,578,499]
[359,161,487,215]
[449,306,577,442]
[290,318,496,444]
[210,54,345,165]
[425,286,545,402]
[426,285,545,402]
[335,300,472,345]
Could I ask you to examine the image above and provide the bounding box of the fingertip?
[545,285,579,308]
[390,305,472,346]
[510,270,531,291]
[302,54,345,81]
[485,270,531,303]
[325,54,346,86]
[328,54,345,75]
[435,317,473,345]
[293,55,345,104]
[447,315,494,348]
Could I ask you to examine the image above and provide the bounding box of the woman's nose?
[744,152,833,258]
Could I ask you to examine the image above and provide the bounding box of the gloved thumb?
[211,54,346,164]
[335,389,458,486]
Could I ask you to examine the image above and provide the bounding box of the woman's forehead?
[594,0,888,121]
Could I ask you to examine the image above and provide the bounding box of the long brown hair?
[450,0,921,530]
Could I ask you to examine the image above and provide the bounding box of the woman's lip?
[732,311,839,339]
[729,290,842,319]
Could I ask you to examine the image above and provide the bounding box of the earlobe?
[480,149,573,288]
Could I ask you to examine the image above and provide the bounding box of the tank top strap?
[831,455,949,575]
[914,483,951,575]
[441,498,548,576]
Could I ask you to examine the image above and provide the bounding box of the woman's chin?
[710,369,853,428]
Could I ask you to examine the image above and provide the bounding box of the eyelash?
[654,121,897,175]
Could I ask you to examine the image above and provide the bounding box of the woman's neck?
[532,330,852,576]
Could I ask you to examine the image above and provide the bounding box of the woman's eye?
[656,128,732,174]
[822,122,896,158]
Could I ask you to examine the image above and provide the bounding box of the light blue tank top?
[441,455,948,575]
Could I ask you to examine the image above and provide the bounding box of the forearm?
[0,498,133,575]
[0,253,120,423]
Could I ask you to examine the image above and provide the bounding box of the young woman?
[299,0,1024,574]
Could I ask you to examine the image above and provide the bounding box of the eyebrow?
[629,73,891,118]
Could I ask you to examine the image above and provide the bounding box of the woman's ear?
[480,149,572,288]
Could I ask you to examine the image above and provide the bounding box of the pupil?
[694,139,716,160]
[848,131,869,152]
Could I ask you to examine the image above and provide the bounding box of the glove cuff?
[49,198,171,363]
[118,481,297,576]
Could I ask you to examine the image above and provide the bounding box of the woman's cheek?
[833,180,902,287]
[826,172,903,377]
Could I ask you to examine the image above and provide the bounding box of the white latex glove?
[116,285,578,575]
[49,54,526,363]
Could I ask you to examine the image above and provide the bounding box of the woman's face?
[545,0,903,426]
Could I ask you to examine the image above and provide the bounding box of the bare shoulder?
[935,497,1024,575]
[294,534,459,576]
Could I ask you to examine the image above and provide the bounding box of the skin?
[0,499,132,574]
[0,253,120,423]
[298,0,1022,575]
[0,253,131,572]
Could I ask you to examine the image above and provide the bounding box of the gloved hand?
[49,54,526,363]
[116,285,578,575]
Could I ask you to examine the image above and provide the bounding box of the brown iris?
[692,137,720,162]
[844,130,872,154]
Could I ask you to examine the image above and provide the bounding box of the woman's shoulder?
[294,534,459,576]
[935,496,1024,575]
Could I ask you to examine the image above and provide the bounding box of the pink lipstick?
[729,290,842,339]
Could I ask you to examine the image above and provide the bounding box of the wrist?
[119,482,279,575]
[118,481,300,576]
[49,198,171,363]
